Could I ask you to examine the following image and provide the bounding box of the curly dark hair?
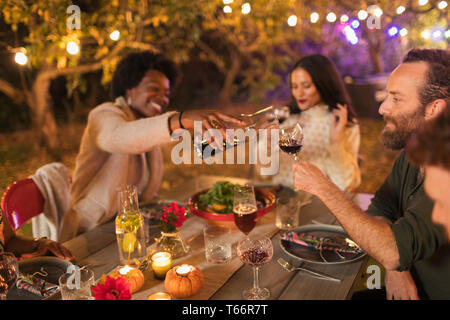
[403,49,450,108]
[407,103,450,170]
[112,51,178,99]
[287,54,358,122]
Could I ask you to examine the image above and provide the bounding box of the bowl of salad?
[188,181,276,222]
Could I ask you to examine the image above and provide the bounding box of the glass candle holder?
[146,292,172,300]
[151,252,172,279]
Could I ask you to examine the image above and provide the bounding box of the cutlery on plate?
[277,258,342,283]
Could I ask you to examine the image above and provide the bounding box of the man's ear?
[425,99,447,120]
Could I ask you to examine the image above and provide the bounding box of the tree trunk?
[29,71,60,150]
[366,29,384,74]
[219,49,241,107]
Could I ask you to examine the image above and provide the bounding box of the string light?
[368,5,383,17]
[109,30,120,41]
[223,0,233,4]
[343,25,359,45]
[445,30,450,39]
[388,26,399,37]
[400,28,408,37]
[418,0,428,6]
[438,1,448,9]
[287,15,298,27]
[326,12,337,23]
[223,5,232,13]
[340,15,349,23]
[396,6,406,14]
[14,50,28,65]
[432,29,443,40]
[421,29,431,39]
[357,10,368,20]
[350,19,360,29]
[66,41,79,55]
[310,12,319,23]
[241,3,251,15]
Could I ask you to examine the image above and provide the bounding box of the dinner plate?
[6,256,73,300]
[280,224,366,265]
[188,186,276,222]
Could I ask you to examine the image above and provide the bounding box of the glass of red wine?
[237,235,273,300]
[0,252,19,300]
[233,185,258,236]
[279,123,304,161]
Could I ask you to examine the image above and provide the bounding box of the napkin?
[16,276,59,299]
[281,231,362,254]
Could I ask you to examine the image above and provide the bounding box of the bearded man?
[293,49,450,299]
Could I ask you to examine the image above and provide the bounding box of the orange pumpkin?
[109,266,145,294]
[164,264,204,298]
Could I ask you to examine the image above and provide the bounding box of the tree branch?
[0,78,26,104]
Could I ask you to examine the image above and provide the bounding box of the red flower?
[92,276,132,300]
[158,203,187,232]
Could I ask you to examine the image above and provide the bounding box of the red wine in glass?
[233,204,257,235]
[279,138,303,155]
[239,247,272,266]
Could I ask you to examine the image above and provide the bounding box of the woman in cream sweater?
[271,54,361,194]
[59,51,242,241]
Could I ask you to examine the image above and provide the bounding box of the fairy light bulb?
[421,29,431,39]
[438,1,448,9]
[109,30,120,41]
[241,3,251,15]
[399,28,408,37]
[326,12,337,22]
[287,15,298,27]
[310,12,319,23]
[358,10,368,20]
[419,0,428,5]
[66,41,79,55]
[340,14,349,23]
[223,5,232,13]
[14,51,28,65]
[396,6,406,14]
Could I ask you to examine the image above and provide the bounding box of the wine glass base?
[242,287,270,300]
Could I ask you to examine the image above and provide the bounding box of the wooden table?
[62,175,372,300]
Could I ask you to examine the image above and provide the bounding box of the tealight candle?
[146,292,172,300]
[176,264,193,276]
[151,252,172,279]
[119,265,134,275]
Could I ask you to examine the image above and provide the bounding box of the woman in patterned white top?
[0,208,73,260]
[270,54,361,193]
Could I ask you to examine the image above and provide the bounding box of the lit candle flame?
[119,265,134,275]
[176,264,192,275]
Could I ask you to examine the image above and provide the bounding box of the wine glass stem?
[253,266,260,290]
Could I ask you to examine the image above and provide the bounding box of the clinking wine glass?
[279,123,304,161]
[233,185,258,236]
[0,252,19,300]
[237,235,273,300]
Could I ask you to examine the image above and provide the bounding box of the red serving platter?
[188,187,276,221]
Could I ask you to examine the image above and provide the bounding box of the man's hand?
[385,270,419,300]
[293,161,331,196]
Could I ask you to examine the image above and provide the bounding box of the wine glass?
[279,123,304,161]
[237,235,273,300]
[0,252,19,300]
[233,185,258,236]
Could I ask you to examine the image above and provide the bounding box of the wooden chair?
[1,178,45,231]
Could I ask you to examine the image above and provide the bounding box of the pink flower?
[92,276,132,300]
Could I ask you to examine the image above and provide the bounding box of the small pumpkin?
[109,266,145,294]
[164,264,204,299]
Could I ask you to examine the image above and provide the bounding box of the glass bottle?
[115,185,146,265]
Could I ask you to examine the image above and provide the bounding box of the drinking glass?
[0,252,19,300]
[233,185,258,236]
[58,268,95,300]
[279,123,304,161]
[237,235,273,300]
[203,226,232,264]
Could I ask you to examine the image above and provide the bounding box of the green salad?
[198,181,236,213]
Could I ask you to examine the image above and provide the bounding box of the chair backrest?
[1,178,45,231]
